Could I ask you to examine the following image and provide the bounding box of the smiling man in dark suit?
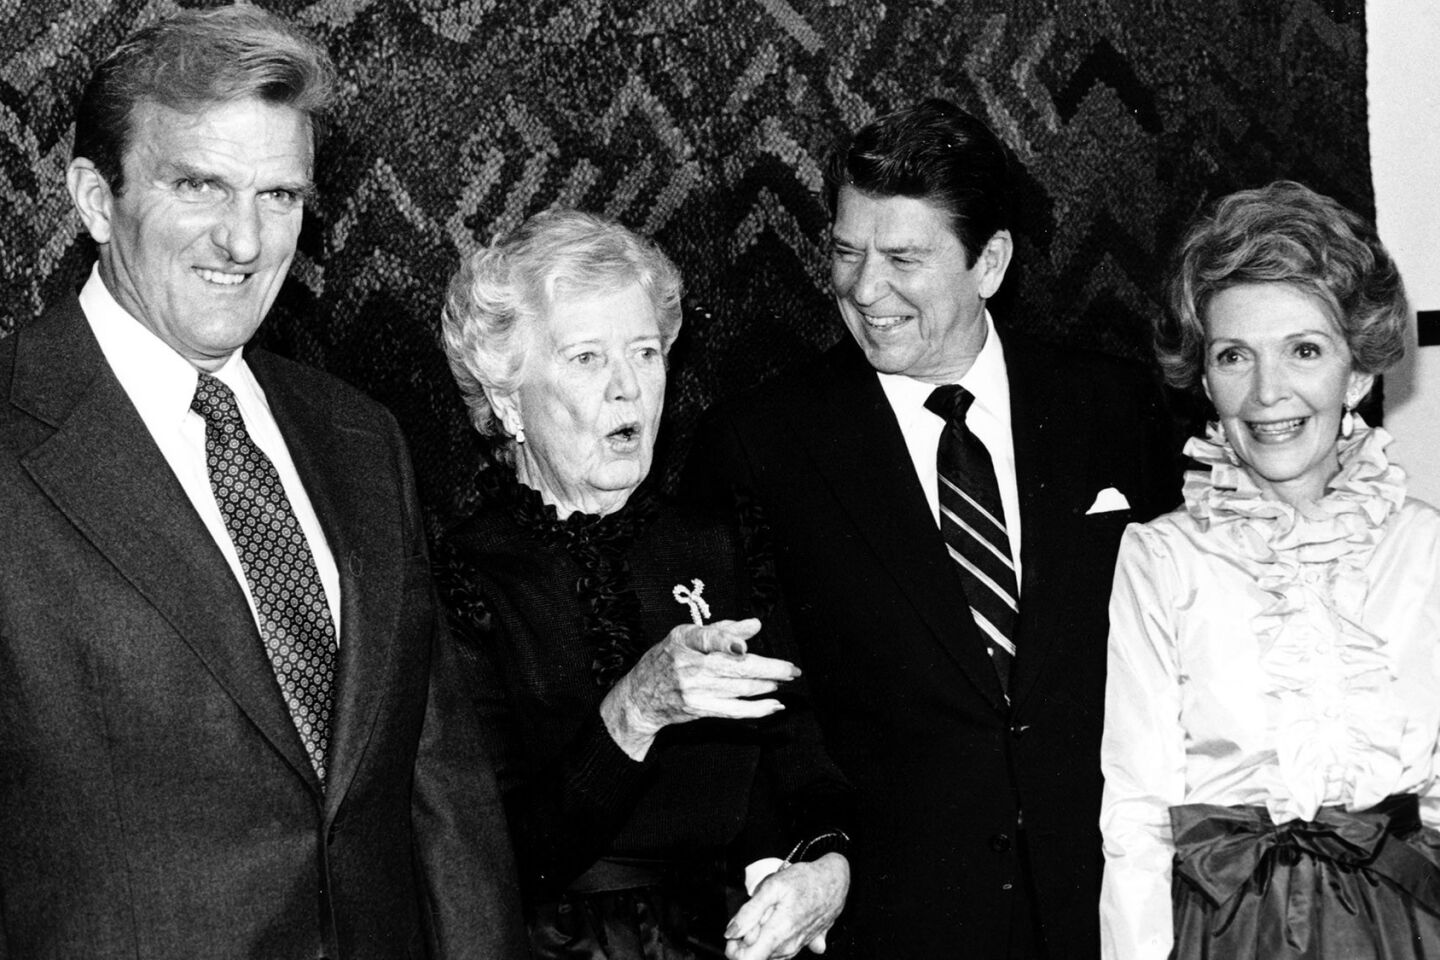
[0,7,524,958]
[685,99,1180,959]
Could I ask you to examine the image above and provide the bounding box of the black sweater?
[435,478,852,900]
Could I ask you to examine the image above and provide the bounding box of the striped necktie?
[191,372,338,785]
[925,385,1018,692]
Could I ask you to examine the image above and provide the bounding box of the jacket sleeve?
[732,491,853,866]
[413,605,530,959]
[396,443,527,958]
[1099,524,1187,960]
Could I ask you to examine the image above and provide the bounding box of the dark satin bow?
[1171,795,1440,913]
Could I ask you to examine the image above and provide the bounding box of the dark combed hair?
[822,97,1012,265]
[1158,180,1409,392]
[72,5,337,193]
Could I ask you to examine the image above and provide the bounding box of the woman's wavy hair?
[1159,180,1408,393]
[440,209,684,464]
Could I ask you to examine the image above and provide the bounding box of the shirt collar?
[876,310,1012,421]
[79,264,246,427]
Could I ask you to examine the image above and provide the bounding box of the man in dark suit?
[0,8,524,958]
[685,100,1180,959]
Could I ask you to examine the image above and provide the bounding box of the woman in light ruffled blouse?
[1099,181,1440,960]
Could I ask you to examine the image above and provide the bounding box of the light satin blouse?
[1098,423,1440,960]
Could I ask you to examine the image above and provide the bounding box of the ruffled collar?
[1181,418,1405,562]
[1181,418,1411,819]
[499,470,659,546]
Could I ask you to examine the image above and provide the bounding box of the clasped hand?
[600,618,798,760]
[725,853,850,960]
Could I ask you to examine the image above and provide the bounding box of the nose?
[212,197,262,264]
[610,356,640,401]
[844,252,890,306]
[1251,355,1292,406]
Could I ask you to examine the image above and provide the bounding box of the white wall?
[1368,0,1440,504]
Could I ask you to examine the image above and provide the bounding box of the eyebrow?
[163,160,316,201]
[1206,328,1340,346]
[830,232,935,257]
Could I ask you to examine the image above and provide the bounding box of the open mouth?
[1246,416,1308,442]
[607,423,640,443]
[196,268,248,286]
[860,314,909,330]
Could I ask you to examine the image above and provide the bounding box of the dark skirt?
[1169,795,1440,959]
[529,857,739,960]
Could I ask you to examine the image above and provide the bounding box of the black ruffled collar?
[491,469,659,687]
[502,471,659,545]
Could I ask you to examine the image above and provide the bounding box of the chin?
[591,464,649,495]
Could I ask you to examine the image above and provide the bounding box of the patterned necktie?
[925,385,1019,692]
[191,372,338,784]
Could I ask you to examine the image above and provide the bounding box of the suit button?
[1009,723,1030,738]
[990,833,1012,852]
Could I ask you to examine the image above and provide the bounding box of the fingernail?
[728,641,746,655]
[724,924,737,938]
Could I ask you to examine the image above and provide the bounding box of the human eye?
[1291,340,1324,360]
[1210,345,1246,367]
[636,344,661,361]
[570,350,599,366]
[830,241,861,262]
[260,187,305,210]
[173,177,220,200]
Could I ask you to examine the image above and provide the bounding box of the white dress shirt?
[79,264,342,635]
[876,311,1023,582]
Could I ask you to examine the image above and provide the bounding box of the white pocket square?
[1085,487,1131,514]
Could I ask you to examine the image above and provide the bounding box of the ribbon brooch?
[672,579,711,625]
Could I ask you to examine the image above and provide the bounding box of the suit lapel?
[250,352,404,811]
[786,341,1008,712]
[1006,336,1071,709]
[13,301,318,785]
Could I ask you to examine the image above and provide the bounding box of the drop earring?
[513,423,526,444]
[1340,405,1355,440]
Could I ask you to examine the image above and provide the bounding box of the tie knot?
[190,372,241,425]
[925,384,975,423]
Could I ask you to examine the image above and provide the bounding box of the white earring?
[513,423,526,444]
[1340,406,1355,440]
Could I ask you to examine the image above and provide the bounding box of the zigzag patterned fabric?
[1,0,1371,527]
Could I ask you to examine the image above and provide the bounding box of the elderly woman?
[435,208,852,960]
[1099,180,1440,959]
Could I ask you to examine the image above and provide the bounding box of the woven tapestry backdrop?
[0,0,1371,525]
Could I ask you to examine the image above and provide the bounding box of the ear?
[1346,370,1375,409]
[975,230,1013,300]
[67,158,116,244]
[485,385,523,439]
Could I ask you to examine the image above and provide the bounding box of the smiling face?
[1203,282,1373,507]
[67,97,312,371]
[495,283,666,518]
[829,185,1011,384]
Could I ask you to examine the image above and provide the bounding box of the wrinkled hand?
[725,854,850,960]
[600,618,798,760]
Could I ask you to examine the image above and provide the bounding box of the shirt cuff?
[744,857,786,895]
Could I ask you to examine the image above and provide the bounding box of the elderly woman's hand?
[600,618,798,760]
[724,853,850,960]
